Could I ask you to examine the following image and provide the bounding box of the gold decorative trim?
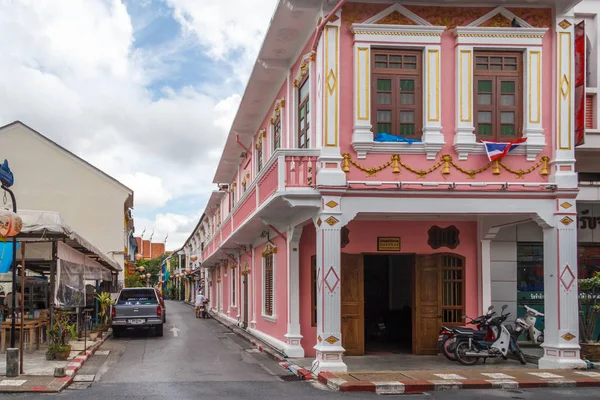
[292,51,316,87]
[558,32,572,150]
[255,129,267,149]
[326,200,338,208]
[325,336,340,344]
[459,50,472,123]
[269,98,286,125]
[353,30,442,37]
[342,153,549,179]
[560,216,574,226]
[356,47,370,121]
[324,25,339,148]
[528,51,541,124]
[262,243,277,257]
[316,218,322,227]
[456,33,544,39]
[325,216,339,226]
[427,49,440,123]
[558,19,572,30]
[562,332,575,341]
[318,335,322,343]
[560,202,573,209]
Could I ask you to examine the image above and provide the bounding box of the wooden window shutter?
[264,255,274,316]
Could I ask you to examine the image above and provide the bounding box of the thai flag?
[482,137,527,161]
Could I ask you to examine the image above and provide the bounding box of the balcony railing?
[200,149,320,261]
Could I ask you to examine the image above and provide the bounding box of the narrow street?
[1,301,600,399]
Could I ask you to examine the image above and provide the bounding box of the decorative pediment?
[362,4,431,26]
[269,99,285,124]
[350,4,445,42]
[467,6,532,29]
[262,243,277,257]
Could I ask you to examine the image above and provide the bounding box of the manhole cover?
[73,375,95,382]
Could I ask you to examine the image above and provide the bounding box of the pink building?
[184,1,590,373]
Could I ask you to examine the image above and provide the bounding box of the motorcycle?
[453,305,527,366]
[438,306,497,361]
[514,305,544,344]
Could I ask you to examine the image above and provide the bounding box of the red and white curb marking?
[278,361,315,380]
[65,334,111,378]
[317,371,600,395]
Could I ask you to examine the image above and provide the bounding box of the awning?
[17,210,122,272]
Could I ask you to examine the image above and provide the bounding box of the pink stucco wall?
[338,5,554,184]
[252,236,289,343]
[299,219,478,357]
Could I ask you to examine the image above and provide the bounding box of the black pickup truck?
[111,288,164,337]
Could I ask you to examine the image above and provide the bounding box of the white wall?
[490,222,543,321]
[0,124,131,282]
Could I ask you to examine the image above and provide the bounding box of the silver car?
[111,288,164,337]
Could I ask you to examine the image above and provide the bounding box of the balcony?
[201,149,319,262]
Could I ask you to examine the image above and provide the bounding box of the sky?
[0,0,278,250]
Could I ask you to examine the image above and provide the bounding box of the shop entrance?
[363,254,414,354]
[340,253,465,356]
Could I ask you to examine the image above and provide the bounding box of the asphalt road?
[5,301,600,399]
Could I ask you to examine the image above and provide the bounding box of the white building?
[0,121,134,285]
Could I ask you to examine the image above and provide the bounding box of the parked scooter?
[453,305,527,366]
[438,306,497,361]
[514,305,544,344]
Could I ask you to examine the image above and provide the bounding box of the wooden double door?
[340,253,465,356]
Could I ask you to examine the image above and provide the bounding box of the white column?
[316,9,346,186]
[453,46,475,160]
[479,239,492,315]
[284,225,304,357]
[251,247,256,329]
[312,196,346,373]
[351,43,373,156]
[539,199,586,369]
[523,48,545,161]
[551,11,578,189]
[422,45,445,160]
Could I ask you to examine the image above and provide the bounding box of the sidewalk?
[318,369,600,394]
[0,333,111,393]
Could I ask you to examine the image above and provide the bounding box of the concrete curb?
[317,372,600,395]
[198,306,315,379]
[64,332,112,380]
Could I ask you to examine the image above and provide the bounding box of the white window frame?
[255,129,266,173]
[293,52,315,149]
[453,7,548,161]
[261,246,276,322]
[350,4,446,160]
[270,98,285,153]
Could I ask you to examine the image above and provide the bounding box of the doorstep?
[318,369,600,395]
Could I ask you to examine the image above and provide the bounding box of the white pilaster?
[251,247,256,329]
[551,12,578,189]
[539,199,586,369]
[312,196,346,373]
[316,10,346,186]
[352,43,372,148]
[523,48,545,161]
[422,45,445,159]
[454,46,476,160]
[284,225,304,357]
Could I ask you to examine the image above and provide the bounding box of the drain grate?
[279,374,302,381]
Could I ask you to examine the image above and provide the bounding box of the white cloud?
[119,173,172,208]
[166,0,278,82]
[0,0,271,251]
[135,212,199,250]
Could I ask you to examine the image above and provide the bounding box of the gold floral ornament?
[293,52,316,88]
[342,153,550,179]
[269,99,286,124]
[255,129,266,149]
[262,243,277,257]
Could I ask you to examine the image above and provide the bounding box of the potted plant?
[579,271,600,361]
[46,310,74,361]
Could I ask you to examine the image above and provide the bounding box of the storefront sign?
[0,160,14,188]
[377,237,401,251]
[578,204,600,243]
